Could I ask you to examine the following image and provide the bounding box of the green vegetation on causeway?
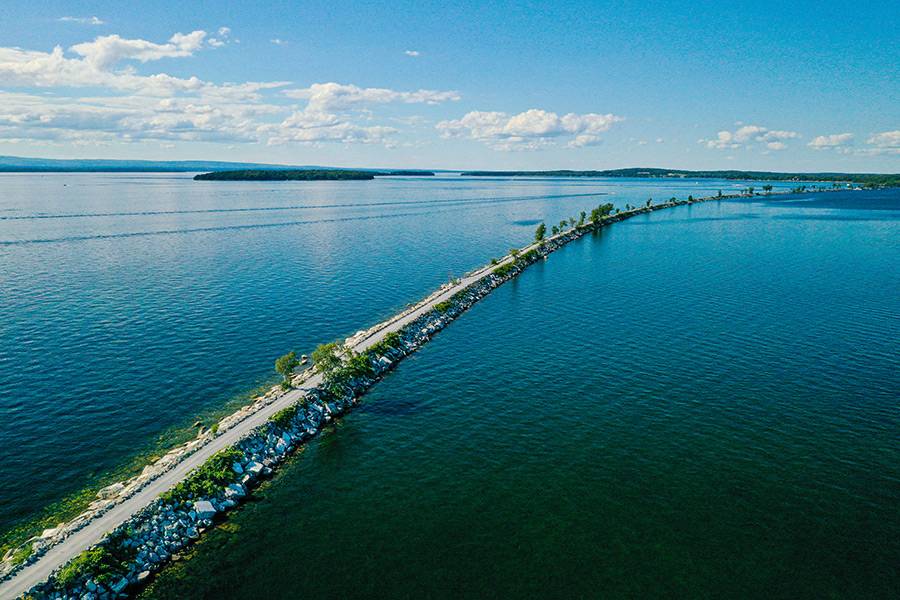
[274,352,299,390]
[194,169,376,181]
[461,168,900,187]
[159,448,244,505]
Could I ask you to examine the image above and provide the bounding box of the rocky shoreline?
[7,189,830,599]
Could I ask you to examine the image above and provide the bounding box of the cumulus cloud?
[436,108,623,150]
[808,133,854,151]
[270,38,288,46]
[265,110,397,146]
[700,124,799,151]
[404,50,420,57]
[207,28,232,48]
[69,31,207,69]
[284,82,459,111]
[865,130,900,154]
[274,82,458,146]
[0,32,457,148]
[59,16,105,25]
[0,42,281,98]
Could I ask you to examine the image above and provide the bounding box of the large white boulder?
[97,482,125,499]
[193,500,217,520]
[225,483,246,498]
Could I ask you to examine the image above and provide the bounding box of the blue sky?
[0,0,897,170]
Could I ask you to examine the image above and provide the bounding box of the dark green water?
[135,191,895,598]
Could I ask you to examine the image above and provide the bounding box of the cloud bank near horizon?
[0,27,896,165]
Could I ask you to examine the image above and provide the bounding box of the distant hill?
[0,156,442,175]
[461,168,900,187]
[0,156,328,173]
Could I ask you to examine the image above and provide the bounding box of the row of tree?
[532,203,619,242]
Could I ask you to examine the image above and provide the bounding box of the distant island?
[194,169,376,181]
[461,168,900,187]
[380,170,435,176]
[194,169,435,181]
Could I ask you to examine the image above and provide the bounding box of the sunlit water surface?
[1,175,897,597]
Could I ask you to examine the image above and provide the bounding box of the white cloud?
[208,28,232,48]
[270,38,288,46]
[274,83,457,146]
[70,31,207,69]
[59,16,105,25]
[284,82,459,111]
[866,130,900,154]
[0,33,456,148]
[404,50,420,57]
[0,42,282,98]
[700,124,799,151]
[436,108,623,151]
[808,132,854,150]
[805,130,899,156]
[265,111,397,146]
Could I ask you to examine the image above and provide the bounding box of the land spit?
[0,190,820,599]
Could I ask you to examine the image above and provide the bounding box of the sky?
[0,0,897,171]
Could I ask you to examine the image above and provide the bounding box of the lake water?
[1,175,898,597]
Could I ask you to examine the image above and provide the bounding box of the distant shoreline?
[0,156,894,188]
[459,168,900,188]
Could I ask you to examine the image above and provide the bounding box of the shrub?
[312,342,343,376]
[10,543,33,566]
[433,300,454,314]
[493,263,516,277]
[368,331,402,357]
[270,405,298,430]
[57,547,110,587]
[345,351,375,380]
[275,351,299,387]
[55,530,136,588]
[160,448,243,504]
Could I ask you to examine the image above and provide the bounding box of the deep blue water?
[1,177,898,598]
[142,187,898,599]
[0,173,776,531]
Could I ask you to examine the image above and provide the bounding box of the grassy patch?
[367,331,403,358]
[159,448,243,505]
[55,530,136,588]
[492,262,517,277]
[270,405,298,430]
[433,300,454,314]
